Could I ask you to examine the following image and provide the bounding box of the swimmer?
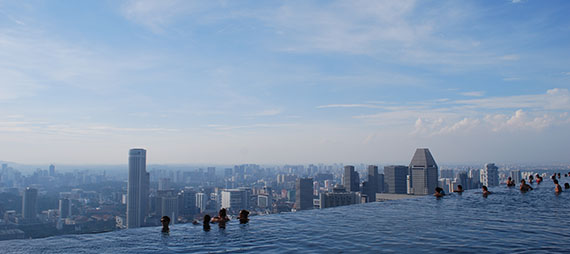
[536,174,542,184]
[434,187,445,197]
[565,183,570,189]
[519,179,533,192]
[238,210,250,224]
[482,186,491,197]
[506,177,516,187]
[558,173,561,179]
[160,216,170,233]
[528,175,534,184]
[554,179,563,193]
[211,208,230,229]
[453,185,464,193]
[203,215,211,231]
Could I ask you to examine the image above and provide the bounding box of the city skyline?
[1,1,570,165]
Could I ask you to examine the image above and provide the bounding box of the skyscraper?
[49,164,55,177]
[343,166,360,192]
[384,165,408,194]
[481,163,499,187]
[59,198,71,219]
[127,148,149,228]
[196,192,207,213]
[295,177,314,211]
[22,187,38,221]
[366,165,379,202]
[408,148,439,195]
[510,170,522,183]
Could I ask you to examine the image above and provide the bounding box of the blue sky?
[1,0,570,165]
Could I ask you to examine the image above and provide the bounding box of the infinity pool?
[2,180,569,253]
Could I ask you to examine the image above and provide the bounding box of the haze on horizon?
[1,0,570,165]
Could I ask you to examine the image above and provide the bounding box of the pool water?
[2,180,569,253]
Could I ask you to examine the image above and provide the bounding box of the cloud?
[317,104,382,109]
[245,109,282,117]
[503,77,521,81]
[121,0,201,32]
[499,54,520,61]
[460,91,485,97]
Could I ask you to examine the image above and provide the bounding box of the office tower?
[313,181,319,196]
[161,195,178,224]
[481,163,499,187]
[378,173,385,193]
[510,170,522,183]
[456,172,468,189]
[49,164,56,177]
[221,189,248,211]
[409,148,439,195]
[440,169,454,179]
[366,165,380,201]
[295,178,314,211]
[178,188,197,217]
[158,178,171,191]
[196,192,207,213]
[343,166,360,192]
[22,187,38,221]
[127,148,149,228]
[319,185,360,209]
[207,167,216,180]
[257,195,271,208]
[224,168,232,178]
[59,199,71,219]
[384,165,409,194]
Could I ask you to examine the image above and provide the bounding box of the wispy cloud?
[499,54,520,61]
[459,91,485,97]
[317,104,382,109]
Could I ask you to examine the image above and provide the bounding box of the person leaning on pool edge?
[161,216,170,233]
[453,185,464,193]
[238,210,250,224]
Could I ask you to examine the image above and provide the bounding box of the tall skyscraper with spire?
[408,148,439,195]
[127,148,149,228]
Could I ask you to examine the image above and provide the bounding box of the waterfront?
[2,180,569,253]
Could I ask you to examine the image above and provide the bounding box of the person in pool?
[160,216,170,233]
[506,177,516,187]
[453,185,464,193]
[554,179,563,194]
[434,187,445,197]
[536,174,542,184]
[238,210,250,224]
[528,175,534,184]
[565,183,570,189]
[203,215,211,231]
[520,179,533,192]
[211,208,230,228]
[482,186,491,197]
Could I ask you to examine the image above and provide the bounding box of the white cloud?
[317,104,382,109]
[460,91,485,97]
[499,54,520,61]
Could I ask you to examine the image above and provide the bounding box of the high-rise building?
[257,195,271,208]
[481,163,499,187]
[456,171,468,189]
[510,170,522,183]
[343,166,360,192]
[49,164,56,177]
[196,192,208,213]
[58,199,71,219]
[409,148,439,195]
[295,178,314,211]
[384,165,408,194]
[127,148,149,228]
[178,188,197,217]
[161,195,178,224]
[319,185,360,209]
[207,167,216,180]
[221,189,248,211]
[440,169,454,179]
[22,187,38,221]
[224,168,232,178]
[158,178,171,191]
[366,165,379,201]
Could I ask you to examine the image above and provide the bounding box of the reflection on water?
[3,180,570,253]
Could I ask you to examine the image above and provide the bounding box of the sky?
[1,0,570,165]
